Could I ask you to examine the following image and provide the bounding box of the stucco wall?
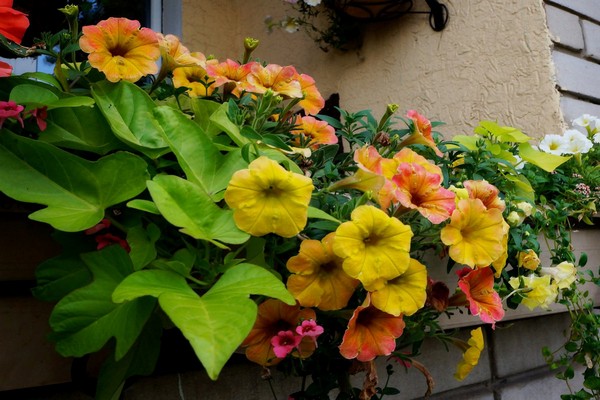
[182,0,563,138]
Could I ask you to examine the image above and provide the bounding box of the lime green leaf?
[449,135,479,150]
[209,103,249,147]
[146,174,249,246]
[0,133,149,231]
[127,224,160,271]
[50,246,156,360]
[308,206,341,224]
[32,256,93,302]
[113,263,293,380]
[126,199,160,215]
[10,84,95,110]
[518,142,571,172]
[153,106,247,198]
[190,98,222,137]
[504,174,535,202]
[92,81,169,159]
[475,121,531,143]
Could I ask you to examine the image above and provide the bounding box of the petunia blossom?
[0,60,13,78]
[79,17,160,83]
[540,261,577,289]
[0,100,24,129]
[206,59,256,97]
[368,258,428,316]
[242,299,317,366]
[172,52,217,97]
[339,294,406,362]
[454,327,484,381]
[440,198,506,268]
[399,110,443,156]
[286,232,359,310]
[291,115,338,149]
[457,267,505,328]
[517,249,540,271]
[224,156,314,238]
[333,205,413,289]
[0,0,29,44]
[463,180,505,212]
[157,33,200,74]
[508,275,558,310]
[271,330,302,358]
[245,63,302,98]
[295,73,325,115]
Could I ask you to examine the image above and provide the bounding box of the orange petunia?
[399,110,443,156]
[79,17,160,83]
[463,180,506,212]
[245,63,303,98]
[457,267,505,328]
[172,52,217,97]
[295,73,325,115]
[391,162,455,224]
[440,198,506,268]
[206,59,256,97]
[291,115,338,149]
[242,299,317,366]
[286,233,359,310]
[0,0,29,44]
[339,294,405,362]
[157,33,200,75]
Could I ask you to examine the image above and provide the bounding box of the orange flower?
[79,18,160,83]
[0,0,29,44]
[286,233,359,310]
[391,162,455,224]
[440,198,506,268]
[206,59,256,97]
[339,294,405,362]
[399,110,443,156]
[172,52,217,97]
[245,63,302,98]
[463,180,506,212]
[291,115,338,149]
[157,33,200,73]
[296,73,325,115]
[242,299,316,366]
[457,267,505,328]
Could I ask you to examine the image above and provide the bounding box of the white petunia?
[538,134,568,155]
[563,129,593,154]
[593,133,600,144]
[573,114,597,128]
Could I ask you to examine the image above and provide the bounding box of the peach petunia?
[286,233,359,310]
[399,110,443,156]
[79,17,160,83]
[333,205,413,289]
[242,299,317,366]
[291,115,338,149]
[457,267,505,328]
[157,33,200,73]
[224,156,314,238]
[454,327,484,381]
[440,198,506,268]
[391,162,456,224]
[339,294,406,362]
[206,59,256,97]
[368,258,428,316]
[463,180,506,212]
[296,73,325,115]
[0,0,29,44]
[245,63,303,98]
[172,52,217,97]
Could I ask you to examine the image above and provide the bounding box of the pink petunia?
[271,330,302,358]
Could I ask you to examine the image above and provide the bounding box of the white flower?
[516,201,534,217]
[507,211,524,226]
[304,0,322,5]
[540,261,577,289]
[538,134,568,155]
[513,155,525,170]
[563,129,593,154]
[593,133,600,144]
[281,16,300,33]
[573,114,597,128]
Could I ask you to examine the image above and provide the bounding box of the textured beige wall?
[182,0,563,138]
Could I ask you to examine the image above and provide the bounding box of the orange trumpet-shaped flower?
[291,115,338,149]
[206,59,256,97]
[440,198,506,268]
[0,0,29,44]
[457,267,505,328]
[286,233,359,310]
[296,73,325,115]
[245,63,302,98]
[157,33,200,73]
[339,294,405,362]
[172,52,217,97]
[242,299,317,366]
[399,110,443,156]
[463,180,506,212]
[79,17,160,83]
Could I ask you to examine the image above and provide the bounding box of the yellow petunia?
[79,17,160,83]
[509,274,558,310]
[454,327,485,381]
[333,205,413,289]
[224,156,314,238]
[368,258,428,316]
[440,198,506,268]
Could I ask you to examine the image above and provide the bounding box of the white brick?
[582,20,600,61]
[561,96,600,124]
[548,0,600,22]
[552,50,600,101]
[499,366,585,400]
[545,4,584,50]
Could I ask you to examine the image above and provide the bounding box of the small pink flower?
[29,106,48,131]
[0,101,24,129]
[270,330,302,359]
[295,319,324,343]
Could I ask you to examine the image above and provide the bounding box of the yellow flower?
[224,156,313,238]
[79,17,160,83]
[509,275,558,310]
[333,205,413,289]
[540,261,577,289]
[172,52,217,97]
[518,249,540,271]
[157,33,201,73]
[286,233,359,310]
[454,327,484,381]
[440,198,506,268]
[368,258,428,316]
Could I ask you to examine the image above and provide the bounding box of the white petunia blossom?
[573,114,597,128]
[540,261,577,289]
[593,133,600,144]
[304,0,322,5]
[538,134,568,155]
[563,129,593,154]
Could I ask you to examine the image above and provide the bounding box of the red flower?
[95,233,131,253]
[426,278,450,312]
[0,60,12,78]
[271,330,302,358]
[457,267,504,328]
[28,106,48,131]
[0,101,24,129]
[0,0,30,44]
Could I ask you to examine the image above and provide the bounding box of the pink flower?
[28,106,48,131]
[0,100,24,129]
[271,330,302,358]
[84,218,112,235]
[295,319,324,347]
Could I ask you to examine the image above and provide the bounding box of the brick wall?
[544,0,600,124]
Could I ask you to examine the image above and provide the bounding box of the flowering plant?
[1,4,599,400]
